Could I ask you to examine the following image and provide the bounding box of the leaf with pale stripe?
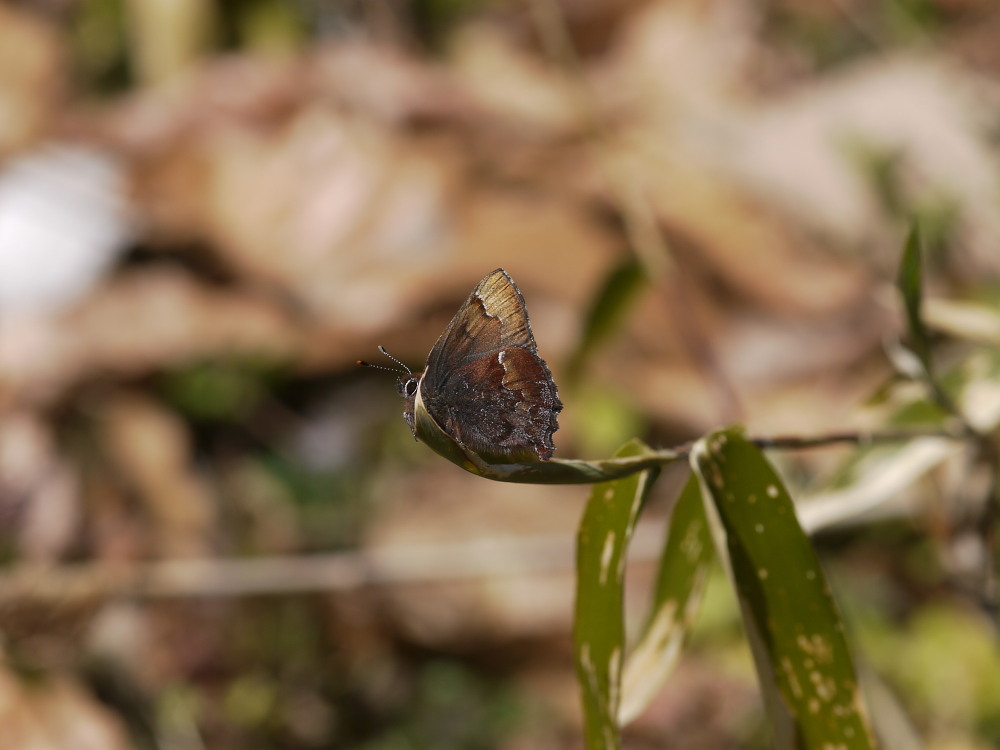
[574,439,665,749]
[692,427,877,750]
[619,472,713,724]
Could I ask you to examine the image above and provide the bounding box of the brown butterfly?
[363,269,562,461]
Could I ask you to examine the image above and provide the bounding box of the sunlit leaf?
[619,472,713,724]
[575,439,665,750]
[692,427,877,750]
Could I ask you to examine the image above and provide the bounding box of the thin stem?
[670,426,963,460]
[751,427,961,451]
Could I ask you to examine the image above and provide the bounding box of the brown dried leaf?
[100,393,215,557]
[0,7,63,153]
[0,666,134,750]
[313,42,473,126]
[201,110,458,329]
[366,469,583,644]
[0,411,79,561]
[0,270,304,406]
[448,24,584,136]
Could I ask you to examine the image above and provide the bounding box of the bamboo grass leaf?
[898,224,931,373]
[691,427,877,750]
[575,439,665,749]
[619,472,713,724]
[566,259,647,385]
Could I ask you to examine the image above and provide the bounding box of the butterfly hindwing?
[423,346,561,460]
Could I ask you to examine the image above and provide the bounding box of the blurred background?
[2,0,1000,748]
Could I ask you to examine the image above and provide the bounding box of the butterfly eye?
[404,378,418,396]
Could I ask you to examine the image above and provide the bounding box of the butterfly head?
[357,346,421,439]
[396,374,420,399]
[396,372,422,436]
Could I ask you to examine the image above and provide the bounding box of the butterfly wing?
[424,269,535,374]
[420,269,562,461]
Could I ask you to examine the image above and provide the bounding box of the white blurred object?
[0,143,134,313]
[797,438,962,533]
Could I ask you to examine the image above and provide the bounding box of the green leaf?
[898,223,931,373]
[619,472,713,724]
[413,392,678,484]
[565,259,647,385]
[575,439,665,750]
[691,427,877,750]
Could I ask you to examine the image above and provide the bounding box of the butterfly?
[362,269,562,461]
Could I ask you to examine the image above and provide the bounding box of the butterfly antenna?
[357,346,412,375]
[377,345,412,376]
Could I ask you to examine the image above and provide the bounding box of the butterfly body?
[399,269,561,462]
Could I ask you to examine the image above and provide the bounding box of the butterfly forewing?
[424,269,535,377]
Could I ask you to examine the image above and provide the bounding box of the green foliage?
[574,439,664,750]
[619,473,713,724]
[573,431,881,749]
[898,224,931,373]
[159,358,280,423]
[72,0,131,91]
[692,428,877,750]
[229,0,306,54]
[882,0,948,42]
[572,384,647,460]
[566,259,647,386]
[358,661,529,750]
